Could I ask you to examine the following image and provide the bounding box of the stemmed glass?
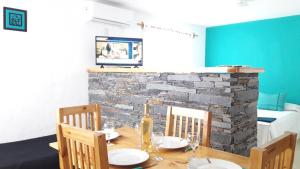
[103,121,115,146]
[187,132,200,159]
[151,132,164,161]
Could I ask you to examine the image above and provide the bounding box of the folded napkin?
[257,117,276,123]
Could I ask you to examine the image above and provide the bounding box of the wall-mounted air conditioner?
[85,2,135,26]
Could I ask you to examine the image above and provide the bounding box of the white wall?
[138,18,206,70]
[0,0,205,143]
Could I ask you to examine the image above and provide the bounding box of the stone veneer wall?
[88,72,258,156]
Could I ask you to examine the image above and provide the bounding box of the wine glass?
[151,131,164,161]
[187,132,200,159]
[103,121,115,146]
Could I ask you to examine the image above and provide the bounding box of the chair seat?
[0,135,59,169]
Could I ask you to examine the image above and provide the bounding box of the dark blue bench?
[0,135,59,169]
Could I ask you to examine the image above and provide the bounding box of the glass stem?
[192,148,196,158]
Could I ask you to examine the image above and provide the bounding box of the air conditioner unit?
[85,2,135,26]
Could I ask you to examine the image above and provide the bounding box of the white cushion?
[284,103,300,113]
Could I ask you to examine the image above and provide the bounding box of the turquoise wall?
[206,15,300,104]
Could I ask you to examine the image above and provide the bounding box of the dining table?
[49,127,250,169]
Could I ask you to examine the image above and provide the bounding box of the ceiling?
[97,0,300,27]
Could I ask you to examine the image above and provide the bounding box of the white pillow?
[284,103,300,112]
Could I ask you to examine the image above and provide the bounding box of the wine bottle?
[140,104,153,153]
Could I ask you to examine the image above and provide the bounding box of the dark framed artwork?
[3,7,27,32]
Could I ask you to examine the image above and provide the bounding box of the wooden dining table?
[49,127,250,169]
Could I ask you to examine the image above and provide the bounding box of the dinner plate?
[189,158,242,169]
[96,130,120,141]
[159,136,188,149]
[108,148,149,166]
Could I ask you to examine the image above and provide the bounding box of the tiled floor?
[293,139,300,169]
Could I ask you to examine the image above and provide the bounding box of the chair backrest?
[164,106,212,147]
[58,104,101,131]
[57,123,109,169]
[249,132,297,169]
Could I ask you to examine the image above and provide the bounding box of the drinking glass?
[103,121,115,146]
[151,131,164,161]
[132,122,141,148]
[187,132,200,159]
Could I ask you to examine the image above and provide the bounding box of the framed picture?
[3,7,27,32]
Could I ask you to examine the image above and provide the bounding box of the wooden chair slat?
[85,112,88,130]
[66,138,73,169]
[184,116,189,139]
[90,113,94,130]
[71,140,78,169]
[85,144,91,169]
[165,106,174,136]
[78,143,84,169]
[79,114,82,128]
[269,158,275,169]
[178,116,183,138]
[173,115,177,137]
[94,105,101,131]
[279,151,285,169]
[91,148,95,168]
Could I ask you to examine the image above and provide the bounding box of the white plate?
[96,130,120,141]
[108,148,149,166]
[189,158,242,169]
[159,136,188,149]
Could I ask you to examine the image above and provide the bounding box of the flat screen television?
[95,36,143,67]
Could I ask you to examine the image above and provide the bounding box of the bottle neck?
[144,104,150,117]
[144,111,150,117]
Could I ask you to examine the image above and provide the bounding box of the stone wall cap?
[87,66,264,74]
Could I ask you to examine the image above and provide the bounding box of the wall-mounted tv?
[95,36,143,67]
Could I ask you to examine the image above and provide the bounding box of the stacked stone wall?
[89,72,258,156]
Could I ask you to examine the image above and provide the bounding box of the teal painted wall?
[206,15,300,104]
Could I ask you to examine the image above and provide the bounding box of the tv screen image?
[96,36,143,66]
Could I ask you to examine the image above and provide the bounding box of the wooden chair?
[57,104,102,169]
[249,132,297,169]
[164,106,212,147]
[57,104,101,131]
[57,123,109,169]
